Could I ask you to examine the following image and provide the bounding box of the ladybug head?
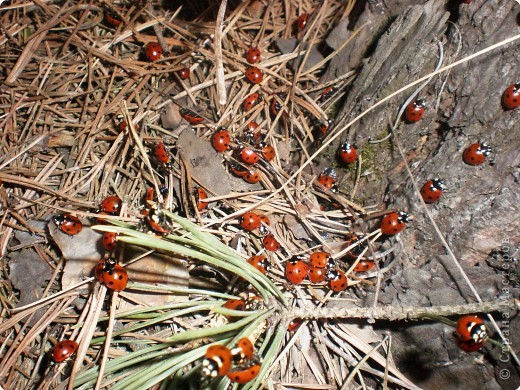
[470,323,488,343]
[431,178,447,191]
[326,257,336,268]
[201,358,219,378]
[479,143,492,156]
[322,167,337,179]
[52,215,65,225]
[414,99,426,108]
[397,211,410,223]
[325,268,339,281]
[340,142,353,151]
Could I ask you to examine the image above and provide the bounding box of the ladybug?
[226,362,261,384]
[404,99,426,123]
[243,169,261,184]
[53,213,83,236]
[308,266,327,283]
[463,142,492,166]
[223,299,246,311]
[317,119,332,136]
[420,178,446,204]
[258,142,275,161]
[246,120,260,134]
[243,93,260,111]
[100,195,122,215]
[353,259,375,272]
[231,337,255,364]
[319,86,336,101]
[326,268,349,292]
[309,251,332,268]
[144,42,163,62]
[211,129,231,153]
[240,211,262,231]
[455,315,487,344]
[346,234,368,259]
[202,345,233,378]
[380,211,409,236]
[263,234,280,251]
[287,318,303,332]
[179,67,190,80]
[246,47,261,64]
[502,83,520,110]
[270,96,283,117]
[105,11,123,28]
[145,205,173,235]
[297,13,309,30]
[102,232,117,252]
[247,255,271,274]
[285,256,310,285]
[230,162,249,178]
[338,142,357,164]
[117,121,128,131]
[95,259,114,283]
[52,340,79,363]
[195,187,208,211]
[154,142,173,168]
[317,168,338,192]
[180,108,204,125]
[245,67,263,84]
[238,147,260,165]
[102,263,128,291]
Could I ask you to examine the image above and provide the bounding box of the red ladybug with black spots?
[240,211,262,231]
[285,256,310,284]
[263,234,280,251]
[144,42,163,62]
[52,340,79,363]
[226,361,261,384]
[463,142,492,166]
[245,67,263,84]
[404,99,426,123]
[326,268,349,292]
[100,196,122,215]
[380,211,409,236]
[211,129,231,153]
[420,178,446,204]
[246,47,261,64]
[53,213,83,236]
[502,83,520,110]
[180,108,204,125]
[247,255,271,274]
[202,345,233,378]
[338,142,357,164]
[244,93,260,111]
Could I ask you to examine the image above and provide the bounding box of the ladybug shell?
[118,121,128,131]
[287,318,303,332]
[318,121,329,135]
[455,315,487,343]
[263,234,280,251]
[54,213,83,236]
[463,143,491,166]
[404,99,426,123]
[420,179,444,203]
[203,345,232,377]
[338,143,357,164]
[94,260,105,283]
[246,47,261,64]
[260,143,275,161]
[154,142,170,164]
[239,147,260,165]
[346,235,368,259]
[227,363,261,384]
[308,266,327,283]
[270,97,282,117]
[231,337,255,364]
[145,207,171,235]
[245,67,263,84]
[353,259,375,272]
[328,269,349,292]
[102,263,128,291]
[240,212,262,231]
[243,170,261,184]
[102,232,117,252]
[243,93,260,111]
[297,13,308,30]
[211,129,231,153]
[180,109,204,125]
[52,340,79,363]
[380,212,407,236]
[144,42,163,62]
[230,162,249,178]
[100,195,122,214]
[285,259,310,284]
[309,251,331,268]
[105,11,123,27]
[179,67,190,80]
[502,83,520,110]
[317,173,336,190]
[196,187,208,211]
[223,299,246,311]
[247,255,270,274]
[319,86,335,101]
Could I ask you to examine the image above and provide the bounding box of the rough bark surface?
[322,0,519,388]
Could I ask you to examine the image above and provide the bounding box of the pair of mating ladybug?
[202,338,261,384]
[98,195,123,251]
[455,315,487,352]
[286,254,350,292]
